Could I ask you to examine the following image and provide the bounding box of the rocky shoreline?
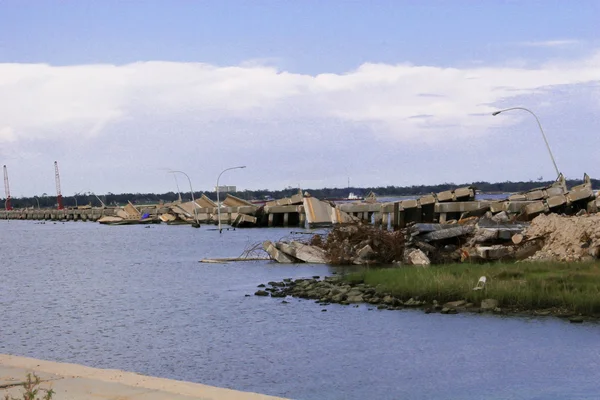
[253,275,590,323]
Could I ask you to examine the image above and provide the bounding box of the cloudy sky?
[1,1,599,197]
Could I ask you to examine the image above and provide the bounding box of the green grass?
[345,261,600,315]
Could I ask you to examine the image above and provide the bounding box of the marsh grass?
[346,261,600,315]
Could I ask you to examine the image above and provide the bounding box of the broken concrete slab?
[454,187,475,200]
[124,202,141,219]
[566,186,594,203]
[435,201,492,213]
[547,194,567,209]
[275,241,327,264]
[491,211,510,223]
[401,199,418,209]
[265,193,304,207]
[525,190,545,201]
[98,216,123,224]
[524,201,548,218]
[264,204,303,214]
[159,213,176,222]
[418,194,436,205]
[353,244,375,264]
[410,223,459,234]
[196,194,217,208]
[231,213,257,227]
[476,245,514,260]
[404,248,430,266]
[471,228,500,243]
[116,209,129,219]
[303,197,333,228]
[587,198,600,214]
[421,225,475,242]
[332,207,358,224]
[222,194,255,208]
[508,194,528,201]
[436,190,454,202]
[263,240,299,263]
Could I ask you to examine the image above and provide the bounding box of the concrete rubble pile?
[158,194,258,226]
[262,175,600,265]
[98,202,158,225]
[401,175,599,265]
[262,224,404,265]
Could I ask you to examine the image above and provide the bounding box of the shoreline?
[0,354,286,400]
[256,271,598,323]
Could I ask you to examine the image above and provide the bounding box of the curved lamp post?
[492,107,560,178]
[168,170,200,227]
[172,175,183,203]
[33,196,40,209]
[216,166,246,233]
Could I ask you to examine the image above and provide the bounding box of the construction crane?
[54,161,64,210]
[3,165,12,210]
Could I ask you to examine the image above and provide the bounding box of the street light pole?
[34,196,40,209]
[492,107,560,178]
[216,165,246,233]
[173,175,183,203]
[168,170,200,227]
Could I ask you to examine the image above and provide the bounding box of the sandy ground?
[525,213,600,261]
[0,354,287,400]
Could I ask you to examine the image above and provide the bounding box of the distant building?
[215,185,236,193]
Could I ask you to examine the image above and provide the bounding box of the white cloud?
[518,39,581,48]
[0,52,599,194]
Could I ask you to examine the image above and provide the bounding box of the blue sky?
[0,1,599,196]
[2,1,598,71]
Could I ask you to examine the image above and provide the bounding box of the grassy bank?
[345,261,600,316]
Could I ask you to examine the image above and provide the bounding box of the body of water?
[1,221,599,399]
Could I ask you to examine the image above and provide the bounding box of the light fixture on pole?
[492,107,560,178]
[216,166,246,233]
[168,170,200,228]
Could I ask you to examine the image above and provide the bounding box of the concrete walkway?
[0,354,287,400]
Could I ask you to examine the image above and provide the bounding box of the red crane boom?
[54,161,64,210]
[3,165,12,211]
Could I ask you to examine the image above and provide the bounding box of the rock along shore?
[254,275,589,323]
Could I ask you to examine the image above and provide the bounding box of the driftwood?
[199,257,269,263]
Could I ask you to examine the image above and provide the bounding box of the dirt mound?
[524,214,600,261]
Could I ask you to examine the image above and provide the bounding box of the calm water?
[1,221,599,400]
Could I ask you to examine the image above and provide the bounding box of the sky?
[0,1,599,197]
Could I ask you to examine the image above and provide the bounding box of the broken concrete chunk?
[275,241,327,264]
[421,225,475,242]
[524,201,548,218]
[454,187,475,200]
[263,240,299,263]
[491,211,510,223]
[525,190,545,201]
[471,228,499,243]
[232,213,257,227]
[567,186,594,203]
[547,194,567,209]
[436,190,454,202]
[410,223,457,234]
[481,299,499,310]
[476,245,514,260]
[355,244,375,261]
[404,248,430,266]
